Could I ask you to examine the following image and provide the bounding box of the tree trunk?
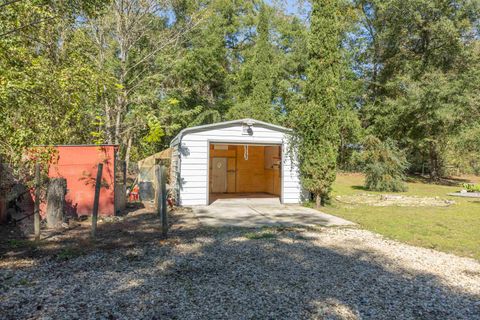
[104,85,113,144]
[46,178,67,229]
[429,143,441,181]
[114,5,128,147]
[114,104,122,145]
[315,194,321,208]
[124,135,132,174]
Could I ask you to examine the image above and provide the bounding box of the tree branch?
[0,16,57,38]
[0,0,24,9]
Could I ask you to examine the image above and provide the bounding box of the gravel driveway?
[1,209,479,319]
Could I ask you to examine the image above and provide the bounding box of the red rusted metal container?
[41,145,118,218]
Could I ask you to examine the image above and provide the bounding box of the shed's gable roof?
[170,118,292,146]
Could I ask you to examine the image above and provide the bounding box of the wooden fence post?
[155,165,168,239]
[91,163,103,239]
[160,165,168,238]
[123,161,127,185]
[155,164,160,208]
[34,163,41,242]
[46,178,67,229]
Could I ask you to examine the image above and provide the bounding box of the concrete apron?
[193,198,355,228]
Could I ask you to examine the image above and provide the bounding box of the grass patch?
[244,230,277,240]
[320,173,480,260]
[56,247,83,261]
[18,278,32,286]
[7,239,36,249]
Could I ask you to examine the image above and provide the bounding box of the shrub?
[462,183,480,192]
[363,136,409,192]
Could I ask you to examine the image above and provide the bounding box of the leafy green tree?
[0,0,108,167]
[84,0,210,168]
[291,0,343,207]
[356,0,480,179]
[447,121,480,175]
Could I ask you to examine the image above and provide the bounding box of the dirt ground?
[1,206,479,319]
[335,194,455,207]
[0,204,171,259]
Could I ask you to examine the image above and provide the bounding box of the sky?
[285,0,310,16]
[267,0,311,20]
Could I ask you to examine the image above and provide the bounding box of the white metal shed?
[170,119,304,206]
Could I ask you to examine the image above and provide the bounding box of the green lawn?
[321,173,480,260]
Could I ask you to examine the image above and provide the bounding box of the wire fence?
[1,160,169,241]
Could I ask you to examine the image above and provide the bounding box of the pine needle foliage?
[249,3,277,122]
[363,135,408,192]
[227,3,277,122]
[291,0,342,206]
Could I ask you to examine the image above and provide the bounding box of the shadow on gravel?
[146,227,479,319]
[0,209,167,259]
[1,211,479,319]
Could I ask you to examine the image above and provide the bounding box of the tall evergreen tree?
[249,3,276,122]
[291,0,343,207]
[227,3,277,122]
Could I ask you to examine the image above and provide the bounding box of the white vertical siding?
[281,141,304,204]
[176,123,304,206]
[178,139,208,206]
